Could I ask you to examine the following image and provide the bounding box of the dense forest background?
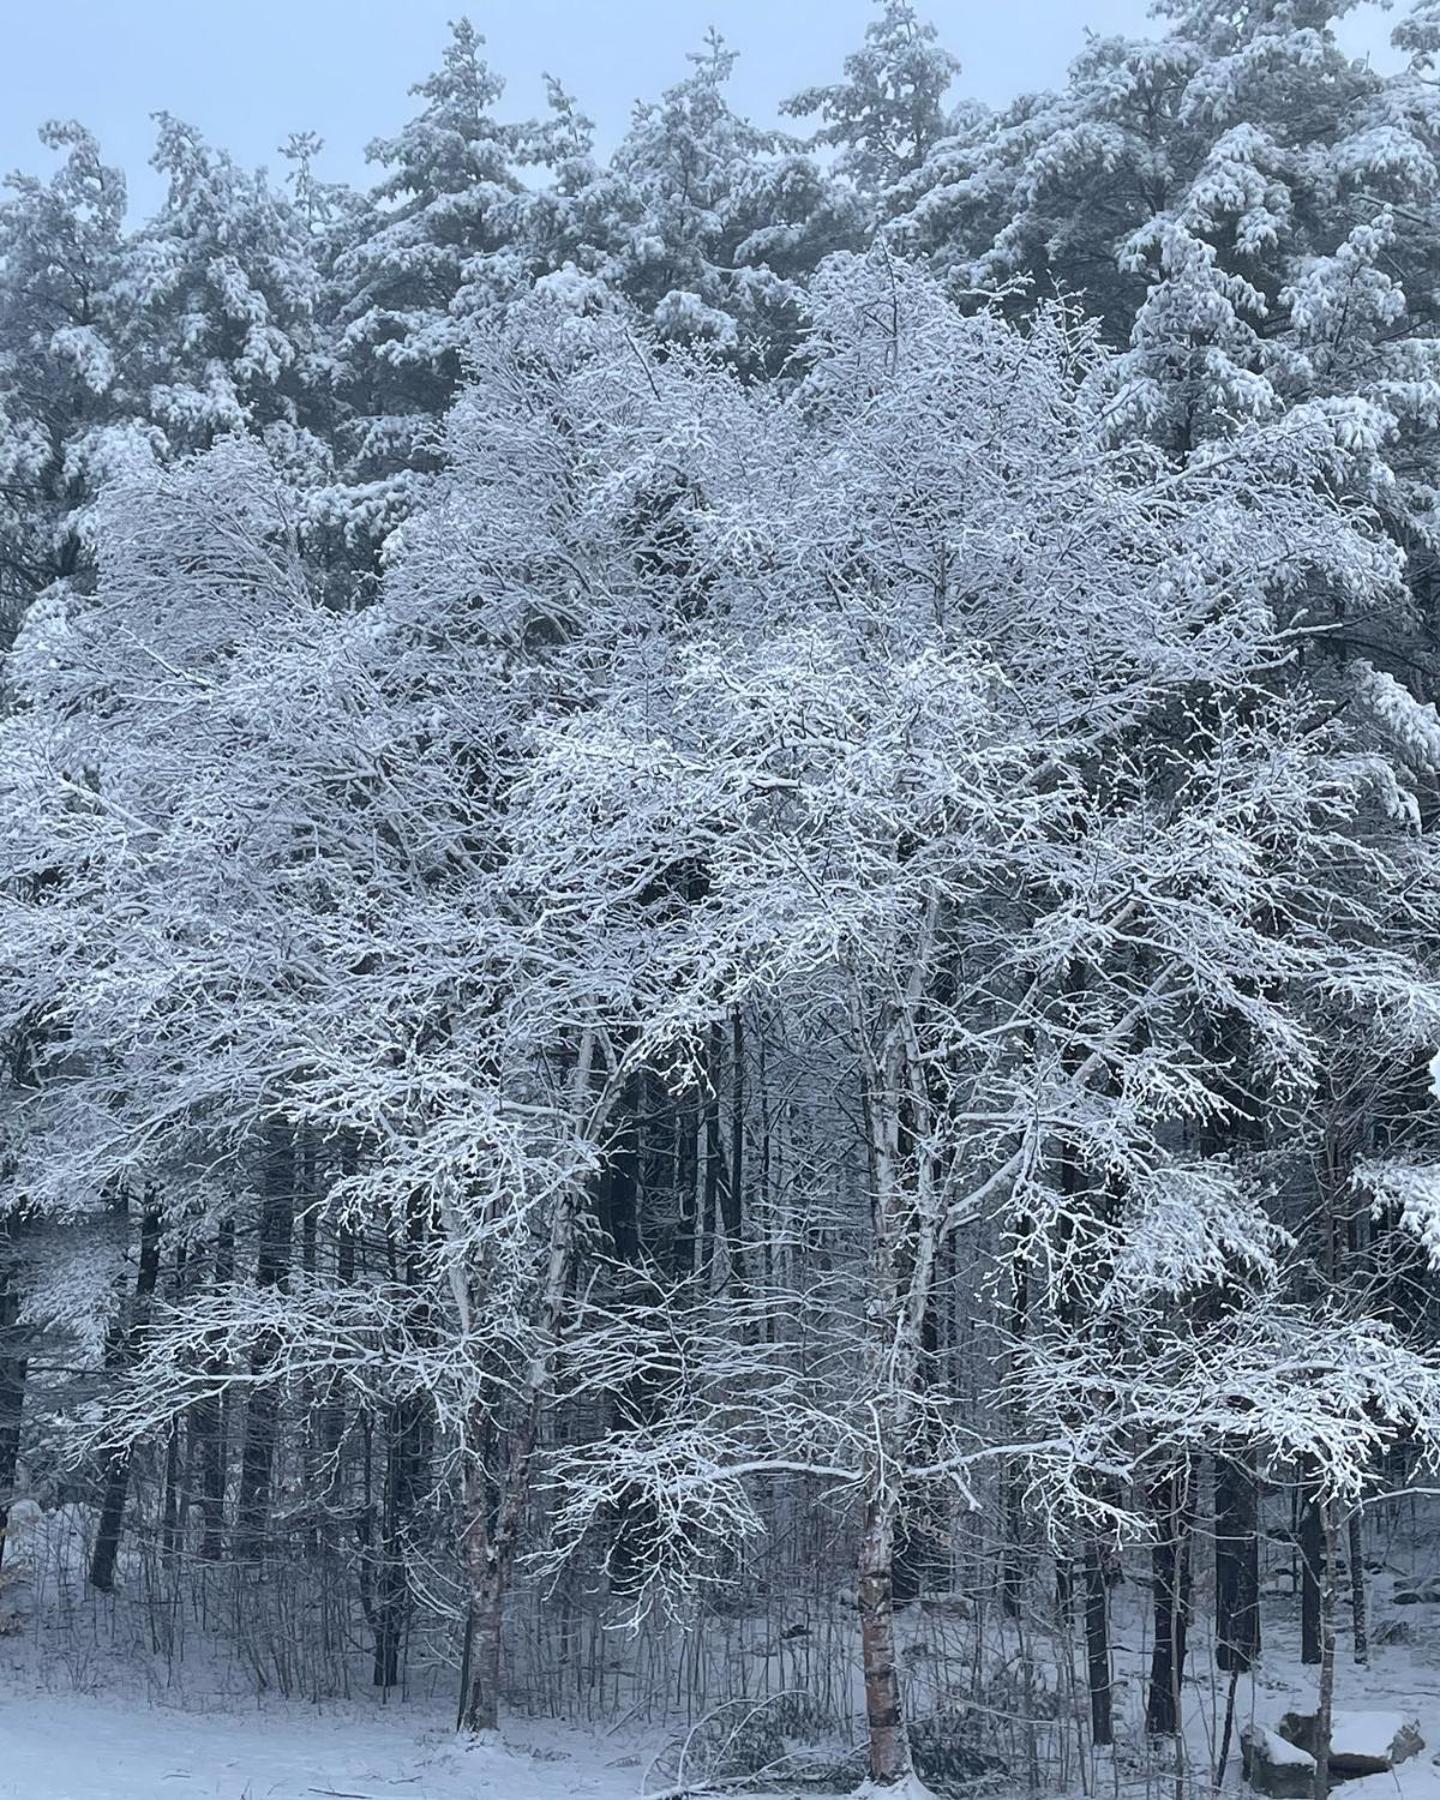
[8,3,1440,1794]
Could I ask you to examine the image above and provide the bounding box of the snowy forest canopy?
[10,4,1440,1796]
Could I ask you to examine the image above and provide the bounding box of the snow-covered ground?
[4,1649,1440,1800]
[0,1686,670,1800]
[10,1544,1440,1800]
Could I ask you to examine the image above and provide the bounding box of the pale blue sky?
[0,0,1402,214]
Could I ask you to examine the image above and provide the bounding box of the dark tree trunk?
[1145,1462,1193,1736]
[160,1422,181,1563]
[701,1022,725,1281]
[723,1008,745,1283]
[234,1122,295,1563]
[1300,1480,1324,1667]
[600,1091,640,1264]
[1216,1451,1261,1672]
[1001,1251,1031,1617]
[1083,1539,1113,1748]
[672,1088,698,1278]
[298,1131,319,1551]
[369,1193,435,1688]
[1347,1506,1368,1666]
[0,1217,28,1578]
[90,1205,162,1593]
[317,1220,355,1556]
[373,1393,425,1688]
[597,1080,660,1596]
[161,1244,187,1561]
[371,1189,432,1690]
[195,1220,234,1561]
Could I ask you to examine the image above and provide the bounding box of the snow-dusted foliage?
[6,248,1440,1788]
[0,123,131,634]
[9,10,1440,1797]
[892,0,1440,522]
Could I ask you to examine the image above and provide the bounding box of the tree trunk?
[316,1220,354,1557]
[1145,1462,1193,1736]
[461,1509,506,1739]
[0,1218,28,1579]
[849,982,945,1793]
[373,1389,426,1689]
[234,1121,295,1563]
[1083,1538,1113,1748]
[598,1091,660,1596]
[462,1570,505,1734]
[1217,1666,1241,1787]
[160,1421,181,1563]
[701,1021,726,1286]
[673,1088,698,1278]
[90,1204,162,1593]
[160,1244,187,1562]
[370,1190,435,1690]
[1300,1479,1324,1667]
[1314,1501,1339,1800]
[1347,1506,1368,1666]
[459,1400,512,1736]
[723,1008,745,1284]
[1216,1451,1260,1672]
[1000,1253,1031,1619]
[195,1219,234,1561]
[456,1028,599,1738]
[858,1490,917,1789]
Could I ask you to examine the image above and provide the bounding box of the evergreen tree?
[893,0,1440,523]
[783,0,966,203]
[326,19,537,559]
[0,123,129,635]
[126,115,329,479]
[599,32,860,361]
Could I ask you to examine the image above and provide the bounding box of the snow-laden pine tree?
[518,44,862,367]
[894,0,1440,491]
[783,0,970,211]
[123,115,328,478]
[0,123,130,634]
[590,32,862,362]
[325,19,537,561]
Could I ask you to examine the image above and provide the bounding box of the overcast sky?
[0,0,1404,216]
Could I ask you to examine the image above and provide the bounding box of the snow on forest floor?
[7,1646,1440,1800]
[0,1684,695,1800]
[12,1558,1440,1800]
[7,1641,1440,1800]
[1129,1592,1440,1800]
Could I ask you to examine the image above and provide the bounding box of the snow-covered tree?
[325,19,537,559]
[0,122,129,633]
[784,1,968,204]
[490,257,1440,1790]
[582,32,861,362]
[122,115,328,477]
[10,27,1440,1792]
[0,292,739,1730]
[894,0,1440,492]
